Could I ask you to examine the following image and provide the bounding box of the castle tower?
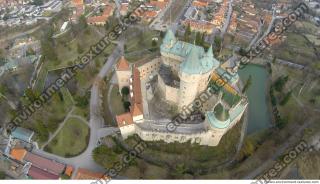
[178,46,203,110]
[115,56,131,94]
[178,45,219,111]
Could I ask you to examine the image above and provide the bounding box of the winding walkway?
[31,44,123,178]
[40,106,76,150]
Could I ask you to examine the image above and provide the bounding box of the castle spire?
[206,45,213,58]
[181,45,202,74]
[163,29,176,44]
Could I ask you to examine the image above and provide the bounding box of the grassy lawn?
[34,65,48,92]
[110,86,126,115]
[274,32,317,65]
[21,87,74,145]
[305,34,320,46]
[124,29,160,54]
[295,21,319,35]
[44,117,90,157]
[51,27,102,69]
[102,84,126,126]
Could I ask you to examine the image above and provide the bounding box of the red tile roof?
[132,68,142,105]
[192,0,209,7]
[10,148,27,162]
[74,168,108,180]
[28,166,60,180]
[72,0,83,6]
[65,165,73,177]
[87,4,114,24]
[116,113,134,127]
[116,56,130,71]
[148,0,167,10]
[131,103,143,117]
[24,152,65,175]
[183,19,214,33]
[131,67,143,117]
[144,11,158,18]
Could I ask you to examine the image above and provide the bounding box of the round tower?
[178,46,203,111]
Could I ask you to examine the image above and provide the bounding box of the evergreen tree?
[280,91,292,106]
[79,15,88,30]
[184,23,191,42]
[274,75,289,92]
[195,32,202,46]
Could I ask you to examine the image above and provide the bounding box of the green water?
[238,64,272,134]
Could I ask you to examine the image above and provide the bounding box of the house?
[24,152,65,175]
[10,148,27,162]
[183,19,214,34]
[28,166,60,179]
[74,168,108,180]
[10,127,34,143]
[87,3,114,25]
[120,3,128,16]
[71,4,85,22]
[192,0,209,8]
[65,165,74,177]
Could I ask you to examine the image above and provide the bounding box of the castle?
[114,30,248,146]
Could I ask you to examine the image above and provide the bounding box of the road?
[253,8,277,48]
[247,19,264,50]
[149,0,192,32]
[30,42,124,178]
[220,0,234,37]
[149,0,174,31]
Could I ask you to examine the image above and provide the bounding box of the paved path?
[220,0,234,37]
[31,43,124,178]
[40,106,75,150]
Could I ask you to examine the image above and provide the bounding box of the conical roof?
[116,56,130,71]
[206,45,213,58]
[181,46,203,74]
[163,29,176,44]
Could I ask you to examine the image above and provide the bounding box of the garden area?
[44,117,90,157]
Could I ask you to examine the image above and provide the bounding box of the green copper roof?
[181,46,203,74]
[207,99,247,129]
[163,29,176,44]
[206,110,231,129]
[216,67,239,84]
[206,45,213,58]
[229,100,247,121]
[214,103,230,121]
[161,30,220,75]
[11,127,34,142]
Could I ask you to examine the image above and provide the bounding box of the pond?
[238,64,272,134]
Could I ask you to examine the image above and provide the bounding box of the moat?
[239,64,272,134]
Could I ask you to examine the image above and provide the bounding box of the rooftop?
[10,148,27,162]
[24,152,65,175]
[116,56,130,71]
[116,113,134,127]
[28,166,60,180]
[11,127,34,143]
[74,168,108,180]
